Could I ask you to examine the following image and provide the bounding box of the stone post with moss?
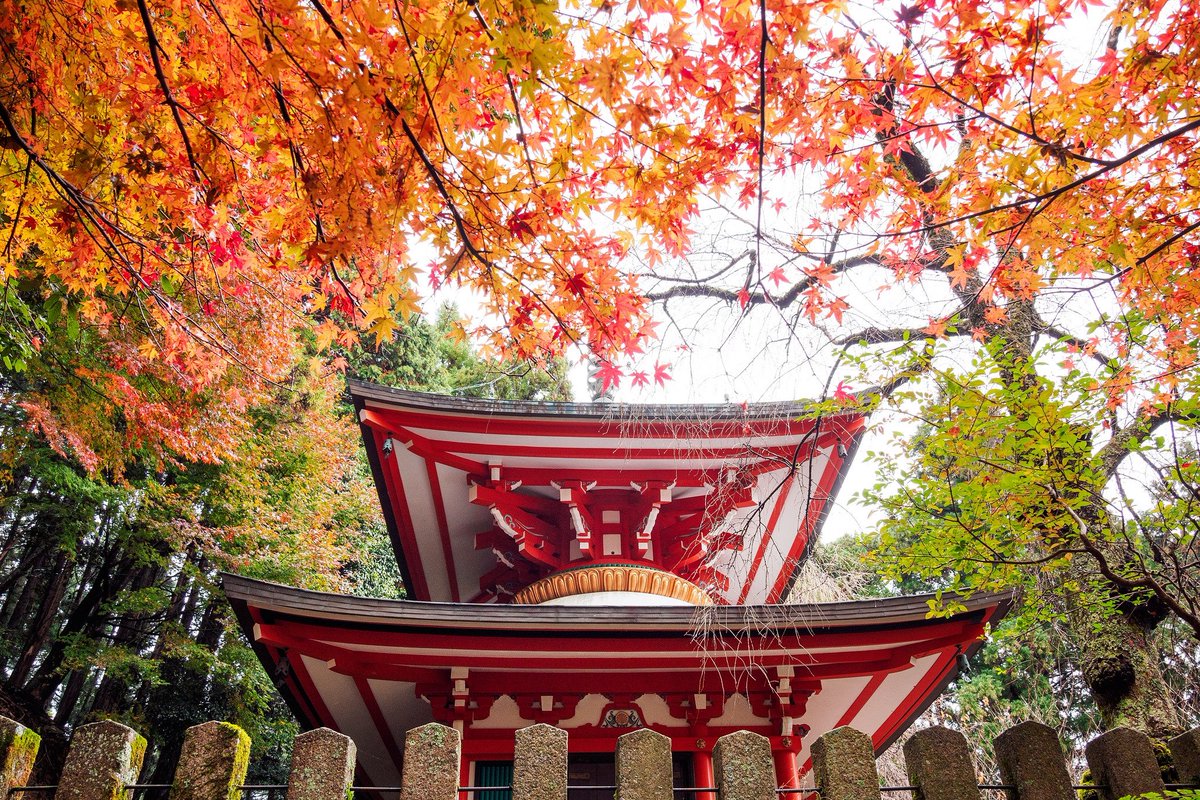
[904,726,982,800]
[994,721,1074,800]
[513,724,567,800]
[713,730,775,800]
[400,723,461,800]
[1084,727,1166,800]
[169,721,251,800]
[615,729,672,800]
[1170,726,1200,784]
[53,719,147,800]
[811,727,880,800]
[286,728,356,800]
[0,716,40,796]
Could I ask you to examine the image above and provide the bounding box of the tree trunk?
[8,549,71,688]
[22,550,131,706]
[53,668,87,726]
[1,543,50,676]
[1072,602,1178,736]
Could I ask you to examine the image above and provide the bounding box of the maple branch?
[647,255,882,305]
[753,0,769,261]
[135,0,204,183]
[1056,497,1200,639]
[305,0,348,46]
[834,324,963,347]
[887,116,1200,240]
[396,7,464,175]
[1038,321,1119,371]
[872,335,938,400]
[399,118,582,349]
[870,78,939,195]
[3,155,32,258]
[652,250,754,285]
[0,95,295,390]
[0,100,144,263]
[533,77,681,164]
[1096,406,1200,478]
[1136,218,1200,266]
[401,120,493,269]
[1,75,35,258]
[907,68,1109,167]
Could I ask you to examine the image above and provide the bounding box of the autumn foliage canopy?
[2,0,1200,471]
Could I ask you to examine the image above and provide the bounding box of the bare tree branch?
[647,255,883,305]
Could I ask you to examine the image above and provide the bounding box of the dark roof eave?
[222,572,1014,633]
[347,379,863,421]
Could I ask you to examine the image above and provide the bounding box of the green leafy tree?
[0,303,569,782]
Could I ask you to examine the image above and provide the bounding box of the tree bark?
[1075,606,1178,737]
[8,549,71,688]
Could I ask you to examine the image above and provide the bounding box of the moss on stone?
[0,719,41,791]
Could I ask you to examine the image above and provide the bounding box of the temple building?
[225,381,1009,791]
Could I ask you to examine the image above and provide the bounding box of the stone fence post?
[14,715,1200,800]
[0,716,40,796]
[1085,727,1165,800]
[1171,727,1200,785]
[713,730,775,800]
[170,721,251,800]
[287,727,356,800]
[811,726,880,800]
[401,722,461,800]
[994,721,1073,800]
[616,728,673,800]
[514,723,568,800]
[53,719,146,800]
[904,726,981,800]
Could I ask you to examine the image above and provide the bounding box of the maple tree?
[628,0,1200,738]
[4,0,1200,742]
[1,0,655,471]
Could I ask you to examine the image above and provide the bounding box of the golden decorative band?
[513,564,714,605]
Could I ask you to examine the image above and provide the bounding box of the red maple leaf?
[767,266,787,286]
[653,362,671,386]
[631,370,649,388]
[506,209,536,239]
[896,1,926,25]
[565,272,591,296]
[596,361,624,392]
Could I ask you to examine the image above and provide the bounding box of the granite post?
[0,716,40,796]
[170,721,251,800]
[615,728,673,800]
[1169,727,1200,785]
[994,721,1073,800]
[811,726,881,800]
[287,728,356,800]
[53,719,147,800]
[904,726,981,800]
[400,722,461,800]
[514,724,568,800]
[713,730,775,800]
[1084,727,1165,800]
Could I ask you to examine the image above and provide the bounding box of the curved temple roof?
[349,381,868,604]
[225,573,1012,788]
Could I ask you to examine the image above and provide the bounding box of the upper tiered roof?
[349,381,867,605]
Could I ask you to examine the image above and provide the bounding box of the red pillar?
[459,747,471,800]
[693,750,716,800]
[774,748,799,788]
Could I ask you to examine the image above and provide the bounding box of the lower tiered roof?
[224,574,1010,788]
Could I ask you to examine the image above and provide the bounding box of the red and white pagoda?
[225,381,1009,791]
